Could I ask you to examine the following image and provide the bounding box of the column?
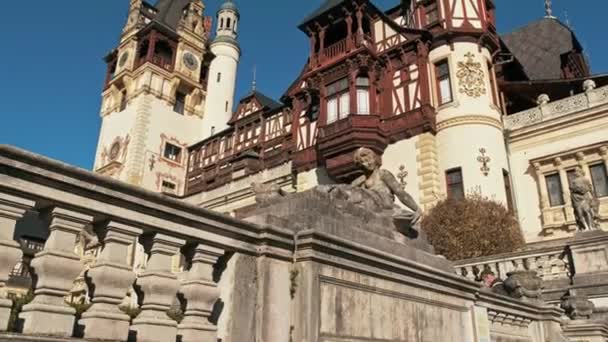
[146,30,157,62]
[318,27,326,64]
[79,221,142,341]
[0,192,34,331]
[178,244,223,342]
[20,207,92,337]
[345,14,353,50]
[130,233,185,342]
[308,29,317,67]
[355,8,364,44]
[348,61,358,115]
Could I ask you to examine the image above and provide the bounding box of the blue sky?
[0,0,606,169]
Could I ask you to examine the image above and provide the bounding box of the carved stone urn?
[503,270,543,302]
[561,289,595,320]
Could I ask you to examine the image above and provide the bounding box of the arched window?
[220,18,224,29]
[227,18,231,29]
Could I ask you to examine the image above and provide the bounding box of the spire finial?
[252,65,257,92]
[545,0,555,18]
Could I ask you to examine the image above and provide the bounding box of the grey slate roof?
[250,91,282,111]
[502,17,582,80]
[154,0,192,31]
[299,0,346,28]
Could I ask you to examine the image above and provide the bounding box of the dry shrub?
[422,194,524,261]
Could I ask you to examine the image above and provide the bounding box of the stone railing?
[0,145,293,341]
[504,82,608,130]
[454,244,571,283]
[455,231,608,302]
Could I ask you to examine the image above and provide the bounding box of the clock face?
[118,52,129,67]
[183,52,199,70]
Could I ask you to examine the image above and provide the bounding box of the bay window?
[356,77,370,114]
[326,78,349,124]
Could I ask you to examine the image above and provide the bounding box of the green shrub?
[422,194,525,261]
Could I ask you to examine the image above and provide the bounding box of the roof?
[246,90,282,111]
[502,17,583,81]
[299,0,346,29]
[154,0,192,30]
[219,0,239,15]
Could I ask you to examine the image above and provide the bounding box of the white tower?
[202,0,241,138]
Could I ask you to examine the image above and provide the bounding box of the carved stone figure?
[570,167,599,231]
[252,182,286,204]
[503,270,543,302]
[350,147,422,235]
[561,289,595,320]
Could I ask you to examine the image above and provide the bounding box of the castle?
[1,1,608,341]
[94,0,607,244]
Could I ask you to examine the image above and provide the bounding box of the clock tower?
[94,0,215,196]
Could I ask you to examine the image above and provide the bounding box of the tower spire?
[252,65,257,92]
[544,0,555,18]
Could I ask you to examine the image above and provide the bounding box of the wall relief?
[457,52,486,98]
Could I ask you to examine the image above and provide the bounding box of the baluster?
[0,192,34,331]
[130,233,185,342]
[20,207,92,337]
[79,221,142,341]
[178,244,223,342]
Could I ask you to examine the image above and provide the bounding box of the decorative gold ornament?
[477,148,491,176]
[457,52,486,98]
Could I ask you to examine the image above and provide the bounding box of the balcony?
[135,54,174,73]
[311,34,375,68]
[317,114,387,181]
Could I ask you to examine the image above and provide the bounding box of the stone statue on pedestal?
[349,147,422,234]
[570,167,599,231]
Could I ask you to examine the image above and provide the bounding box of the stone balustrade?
[504,82,608,131]
[2,145,607,342]
[454,243,571,283]
[0,145,293,341]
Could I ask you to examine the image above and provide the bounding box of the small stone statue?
[350,147,422,234]
[570,167,599,231]
[252,182,286,204]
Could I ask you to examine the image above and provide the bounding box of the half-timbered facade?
[94,0,607,243]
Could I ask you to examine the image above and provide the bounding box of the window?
[164,143,182,162]
[225,101,229,112]
[217,72,222,83]
[446,168,464,200]
[356,77,370,115]
[435,60,453,105]
[119,89,128,112]
[590,163,608,197]
[174,91,186,115]
[425,2,439,25]
[162,180,177,193]
[326,78,350,124]
[220,18,224,29]
[227,18,231,29]
[503,169,514,213]
[545,173,565,207]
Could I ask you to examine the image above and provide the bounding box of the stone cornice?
[436,115,503,132]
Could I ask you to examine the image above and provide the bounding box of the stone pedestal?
[20,208,91,337]
[79,221,142,341]
[130,234,184,342]
[178,244,223,342]
[0,193,34,332]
